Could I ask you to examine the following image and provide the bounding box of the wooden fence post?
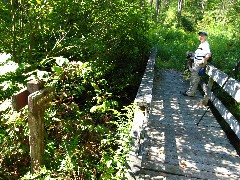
[27,80,45,173]
[28,85,54,173]
[28,97,44,173]
[12,79,54,173]
[27,80,45,94]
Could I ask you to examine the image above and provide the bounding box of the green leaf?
[52,66,62,75]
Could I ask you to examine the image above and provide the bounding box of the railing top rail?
[205,64,240,103]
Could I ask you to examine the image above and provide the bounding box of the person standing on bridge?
[182,31,211,97]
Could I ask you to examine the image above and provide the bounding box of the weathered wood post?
[28,80,45,173]
[28,83,54,173]
[203,77,214,106]
[12,79,54,173]
[27,80,45,94]
[27,80,44,173]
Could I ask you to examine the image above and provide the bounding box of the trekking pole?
[196,60,240,126]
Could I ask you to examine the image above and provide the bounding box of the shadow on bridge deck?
[133,69,240,179]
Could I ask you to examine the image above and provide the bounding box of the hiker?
[182,31,211,97]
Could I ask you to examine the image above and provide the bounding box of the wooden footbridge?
[126,48,240,179]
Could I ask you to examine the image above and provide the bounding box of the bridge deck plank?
[138,69,240,179]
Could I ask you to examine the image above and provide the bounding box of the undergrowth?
[0,58,136,179]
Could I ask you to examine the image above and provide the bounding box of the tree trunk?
[197,0,207,21]
[11,0,17,62]
[156,0,161,16]
[177,0,183,23]
[149,0,153,6]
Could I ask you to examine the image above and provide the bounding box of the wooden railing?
[202,64,240,139]
[131,46,157,151]
[125,47,157,178]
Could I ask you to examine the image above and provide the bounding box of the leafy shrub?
[0,1,152,179]
[0,106,30,178]
[180,16,195,32]
[0,56,137,179]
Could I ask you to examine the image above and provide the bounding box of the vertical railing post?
[203,77,214,106]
